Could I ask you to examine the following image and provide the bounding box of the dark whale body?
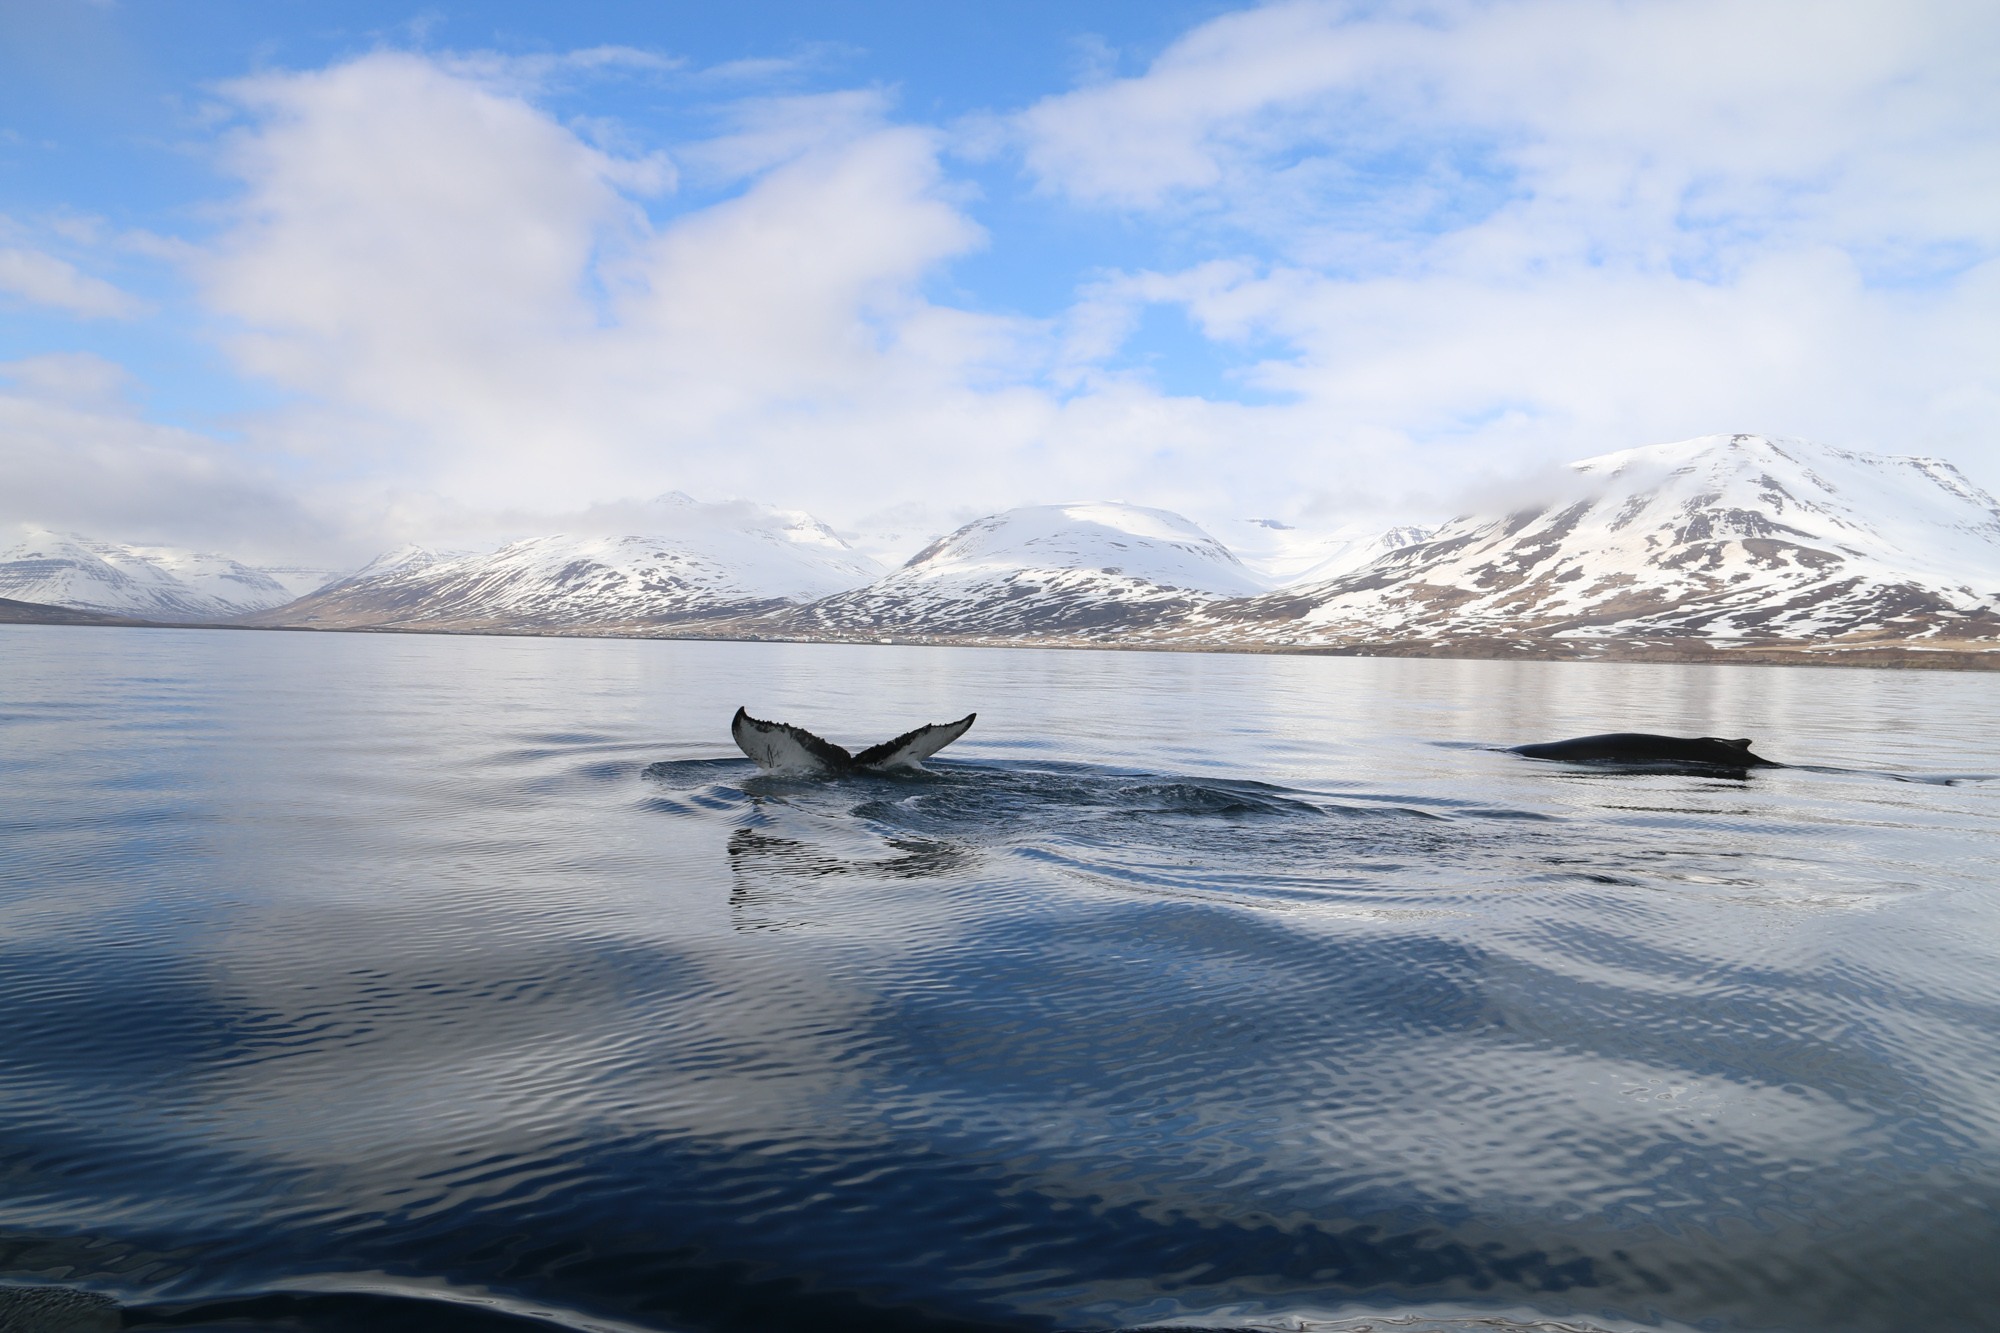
[1510,732,1781,768]
[731,706,977,776]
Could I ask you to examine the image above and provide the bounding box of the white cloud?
[1019,1,1389,210]
[18,9,1999,565]
[675,88,895,184]
[431,44,685,109]
[177,50,1343,552]
[1008,0,2000,500]
[1068,247,2000,503]
[0,354,339,560]
[1016,0,2000,270]
[691,44,857,87]
[0,245,146,317]
[0,350,134,401]
[196,51,1086,532]
[208,53,642,371]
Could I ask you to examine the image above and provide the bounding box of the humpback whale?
[731,707,976,776]
[1510,733,1781,768]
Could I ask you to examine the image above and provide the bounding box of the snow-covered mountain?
[328,544,455,586]
[1208,516,1434,586]
[0,529,340,623]
[787,502,1263,637]
[15,438,1996,659]
[252,497,883,631]
[1200,434,2000,650]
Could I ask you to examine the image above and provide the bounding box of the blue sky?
[3,0,1997,562]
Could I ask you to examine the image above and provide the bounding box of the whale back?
[1510,732,1779,767]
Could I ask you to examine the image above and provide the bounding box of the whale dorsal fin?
[731,707,853,774]
[1706,737,1754,749]
[852,713,977,770]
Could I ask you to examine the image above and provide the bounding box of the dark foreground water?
[3,627,1999,1333]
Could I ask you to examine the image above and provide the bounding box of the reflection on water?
[3,626,2000,1332]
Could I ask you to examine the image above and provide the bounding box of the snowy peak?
[1564,433,2000,589]
[1290,525,1432,585]
[13,437,1997,657]
[338,544,454,585]
[1225,433,2000,647]
[900,503,1262,596]
[579,493,882,587]
[251,498,883,631]
[1208,516,1434,587]
[792,502,1264,637]
[0,528,330,622]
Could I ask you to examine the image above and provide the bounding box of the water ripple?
[4,629,1999,1332]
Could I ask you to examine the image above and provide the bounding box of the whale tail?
[852,714,978,770]
[731,707,855,775]
[731,707,976,775]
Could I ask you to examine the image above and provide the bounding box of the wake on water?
[642,747,1996,931]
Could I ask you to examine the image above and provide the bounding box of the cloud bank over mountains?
[2,0,1997,565]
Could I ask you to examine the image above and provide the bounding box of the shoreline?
[7,608,1998,672]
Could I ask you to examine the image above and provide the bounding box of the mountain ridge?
[1180,434,2000,653]
[0,529,341,623]
[785,502,1266,638]
[9,435,1998,666]
[243,497,885,632]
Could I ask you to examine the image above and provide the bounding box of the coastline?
[7,605,1997,672]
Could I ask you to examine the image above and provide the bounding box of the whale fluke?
[731,708,858,775]
[731,707,976,775]
[1509,732,1781,768]
[852,715,978,769]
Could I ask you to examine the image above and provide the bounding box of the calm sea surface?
[3,625,1999,1333]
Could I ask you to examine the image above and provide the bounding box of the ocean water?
[3,625,1999,1333]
